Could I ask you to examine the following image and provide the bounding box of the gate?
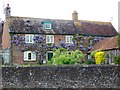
[2,49,10,64]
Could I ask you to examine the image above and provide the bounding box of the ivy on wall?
[11,34,104,63]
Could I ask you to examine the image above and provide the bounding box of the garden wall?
[1,65,120,89]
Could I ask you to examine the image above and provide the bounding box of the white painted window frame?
[25,34,34,43]
[24,51,36,61]
[46,35,54,43]
[66,36,73,44]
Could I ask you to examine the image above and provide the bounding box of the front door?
[47,52,53,61]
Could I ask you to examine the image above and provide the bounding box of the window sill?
[24,60,36,62]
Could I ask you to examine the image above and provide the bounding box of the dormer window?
[44,23,52,30]
[43,20,52,30]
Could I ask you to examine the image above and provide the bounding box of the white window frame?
[66,36,73,44]
[24,51,36,61]
[44,23,52,30]
[46,35,54,43]
[25,34,34,43]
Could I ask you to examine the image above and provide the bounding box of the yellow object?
[94,51,105,64]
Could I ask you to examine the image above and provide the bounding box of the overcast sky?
[0,0,119,31]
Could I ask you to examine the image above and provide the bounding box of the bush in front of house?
[90,51,106,65]
[114,55,120,64]
[94,51,106,64]
[90,51,98,60]
[47,48,84,65]
[84,59,96,64]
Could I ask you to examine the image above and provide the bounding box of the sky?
[0,0,119,31]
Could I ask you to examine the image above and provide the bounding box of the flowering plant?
[94,51,105,64]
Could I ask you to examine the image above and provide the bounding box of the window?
[44,23,52,30]
[46,35,54,43]
[66,36,73,44]
[43,20,52,30]
[25,34,34,43]
[24,51,36,61]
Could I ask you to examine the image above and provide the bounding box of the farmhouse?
[1,5,118,65]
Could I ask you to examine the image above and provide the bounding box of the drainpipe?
[9,32,12,66]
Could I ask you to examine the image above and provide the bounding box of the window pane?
[70,36,73,43]
[25,35,34,43]
[28,53,31,59]
[46,36,49,43]
[31,52,36,60]
[44,23,51,29]
[46,24,50,28]
[30,35,33,42]
[66,36,69,43]
[25,36,29,43]
[50,36,53,43]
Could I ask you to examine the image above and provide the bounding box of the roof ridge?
[9,16,111,24]
[9,16,72,21]
[80,20,111,24]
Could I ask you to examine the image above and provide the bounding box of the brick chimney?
[72,11,78,22]
[5,4,11,18]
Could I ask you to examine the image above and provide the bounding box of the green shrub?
[84,59,95,64]
[48,48,84,65]
[114,55,120,64]
[90,51,98,59]
[118,34,120,49]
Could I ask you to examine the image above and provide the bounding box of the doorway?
[47,51,53,61]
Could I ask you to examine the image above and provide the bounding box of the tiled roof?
[89,36,118,52]
[0,21,3,44]
[9,16,118,36]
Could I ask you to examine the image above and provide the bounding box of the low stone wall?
[1,65,120,89]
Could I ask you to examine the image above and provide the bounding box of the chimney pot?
[5,4,11,18]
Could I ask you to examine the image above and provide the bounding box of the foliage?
[84,59,96,64]
[114,55,120,64]
[11,34,104,65]
[94,51,106,64]
[118,34,120,49]
[73,34,104,52]
[90,51,98,59]
[48,48,84,65]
